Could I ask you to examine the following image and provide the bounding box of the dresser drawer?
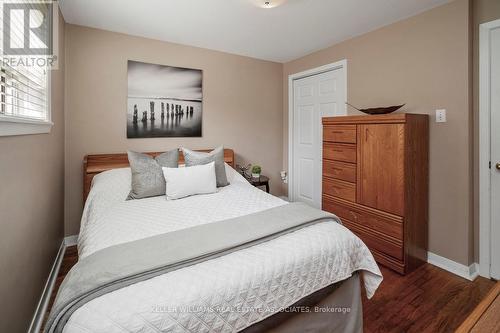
[323,143,357,163]
[371,249,405,274]
[322,196,403,241]
[323,125,357,143]
[323,178,356,202]
[343,219,404,261]
[323,160,356,183]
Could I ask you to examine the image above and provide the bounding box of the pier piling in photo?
[133,104,138,124]
[150,101,155,120]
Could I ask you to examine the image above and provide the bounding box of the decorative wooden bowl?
[346,102,405,115]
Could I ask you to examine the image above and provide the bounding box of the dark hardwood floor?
[362,265,495,332]
[44,246,495,333]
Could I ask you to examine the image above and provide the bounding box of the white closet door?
[292,68,346,207]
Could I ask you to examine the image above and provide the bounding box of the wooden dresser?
[322,114,428,274]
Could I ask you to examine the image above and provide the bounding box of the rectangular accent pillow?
[181,146,229,187]
[162,162,217,200]
[127,149,179,200]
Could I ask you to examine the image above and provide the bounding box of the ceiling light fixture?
[250,0,286,9]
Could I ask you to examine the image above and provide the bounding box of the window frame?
[0,68,52,136]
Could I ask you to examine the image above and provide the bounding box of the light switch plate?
[436,109,447,123]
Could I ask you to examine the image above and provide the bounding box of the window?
[0,63,52,136]
[0,0,53,136]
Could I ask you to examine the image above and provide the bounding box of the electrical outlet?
[436,109,447,123]
[280,171,288,184]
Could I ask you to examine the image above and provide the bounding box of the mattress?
[67,165,382,332]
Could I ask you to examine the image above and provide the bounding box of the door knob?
[497,162,500,170]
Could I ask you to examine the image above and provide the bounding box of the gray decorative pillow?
[127,149,179,200]
[182,146,229,187]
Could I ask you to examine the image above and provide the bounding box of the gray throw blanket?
[45,202,339,333]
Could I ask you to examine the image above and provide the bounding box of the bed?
[48,149,382,333]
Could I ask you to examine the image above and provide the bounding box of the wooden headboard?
[83,149,235,203]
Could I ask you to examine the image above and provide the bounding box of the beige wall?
[283,0,472,264]
[472,0,500,262]
[64,25,284,235]
[0,12,65,332]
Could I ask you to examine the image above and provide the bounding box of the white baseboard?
[427,251,479,281]
[28,240,66,333]
[28,234,78,332]
[64,234,78,247]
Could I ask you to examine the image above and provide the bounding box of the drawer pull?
[349,211,359,221]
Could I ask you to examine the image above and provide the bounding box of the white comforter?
[67,165,382,333]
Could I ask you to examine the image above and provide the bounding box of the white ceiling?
[59,0,450,63]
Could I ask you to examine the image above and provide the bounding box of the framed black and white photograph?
[127,60,202,138]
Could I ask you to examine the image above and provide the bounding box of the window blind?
[0,65,48,120]
[0,1,49,121]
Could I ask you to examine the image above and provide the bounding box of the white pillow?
[162,162,217,200]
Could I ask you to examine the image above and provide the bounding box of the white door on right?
[291,68,346,208]
[490,23,500,280]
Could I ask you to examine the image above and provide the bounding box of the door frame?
[287,59,347,204]
[479,19,500,278]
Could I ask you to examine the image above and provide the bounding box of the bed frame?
[83,149,235,203]
[80,148,364,333]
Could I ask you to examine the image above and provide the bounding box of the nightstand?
[246,175,269,193]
